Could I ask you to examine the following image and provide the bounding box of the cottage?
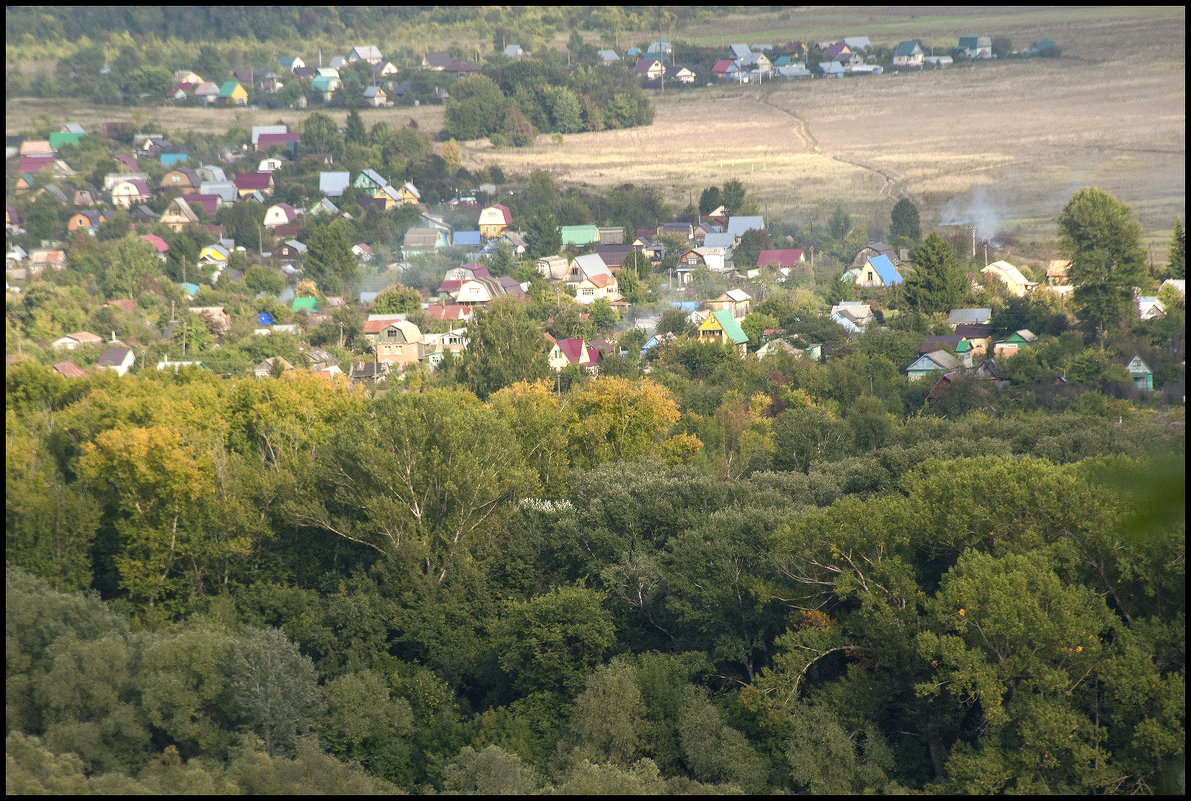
[981,260,1037,297]
[275,240,308,262]
[958,35,993,59]
[371,320,424,367]
[756,248,803,270]
[993,329,1037,356]
[893,40,925,67]
[218,81,249,105]
[52,361,88,379]
[254,356,295,379]
[404,228,447,256]
[363,86,388,107]
[159,167,201,193]
[1125,355,1153,392]
[634,59,666,80]
[726,216,765,239]
[263,203,297,229]
[311,75,342,97]
[422,51,452,70]
[67,209,108,233]
[319,172,351,198]
[561,225,600,248]
[852,242,900,268]
[707,289,752,319]
[855,254,903,287]
[697,310,749,357]
[906,350,962,381]
[548,337,602,372]
[830,302,874,332]
[479,204,513,238]
[51,331,105,351]
[110,177,153,207]
[235,172,274,198]
[948,308,992,327]
[159,197,200,232]
[598,49,620,65]
[1137,296,1166,321]
[348,45,384,64]
[818,61,845,78]
[536,256,571,282]
[279,56,306,73]
[96,347,136,376]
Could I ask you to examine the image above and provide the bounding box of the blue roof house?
[856,253,903,287]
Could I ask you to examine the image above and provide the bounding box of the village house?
[218,81,249,105]
[981,260,1037,297]
[234,172,274,198]
[363,86,388,107]
[159,166,201,193]
[993,329,1037,356]
[958,35,993,59]
[566,254,620,305]
[894,40,925,67]
[67,209,108,234]
[697,311,749,358]
[1125,355,1153,392]
[479,204,512,238]
[707,289,753,319]
[253,356,294,379]
[263,203,297,230]
[853,253,903,288]
[159,197,200,232]
[96,347,137,376]
[369,320,425,368]
[906,349,963,381]
[110,177,153,207]
[51,331,105,351]
[547,336,602,373]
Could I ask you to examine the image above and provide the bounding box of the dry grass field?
[472,6,1185,246]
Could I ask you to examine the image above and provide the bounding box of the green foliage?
[1058,187,1149,339]
[494,584,616,697]
[369,283,422,315]
[905,232,965,314]
[225,627,324,756]
[525,211,561,259]
[1169,217,1185,279]
[303,220,359,294]
[460,300,551,399]
[889,197,920,241]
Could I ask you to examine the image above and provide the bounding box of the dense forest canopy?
[5,356,1185,793]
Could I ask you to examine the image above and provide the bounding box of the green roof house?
[292,297,319,313]
[1125,355,1153,392]
[561,225,599,247]
[698,310,749,357]
[957,35,992,59]
[48,132,85,150]
[218,81,248,105]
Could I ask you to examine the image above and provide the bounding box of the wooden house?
[697,311,749,357]
[159,197,201,232]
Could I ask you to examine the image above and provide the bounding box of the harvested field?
[470,6,1184,243]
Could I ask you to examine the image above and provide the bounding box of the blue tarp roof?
[453,230,482,246]
[257,312,275,326]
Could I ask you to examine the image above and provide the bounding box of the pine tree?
[1169,217,1185,279]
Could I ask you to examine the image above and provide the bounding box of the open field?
[472,6,1185,248]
